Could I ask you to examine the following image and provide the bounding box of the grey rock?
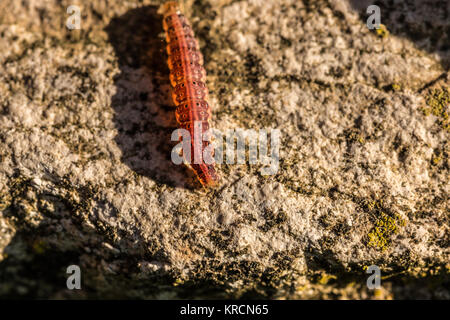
[0,0,448,299]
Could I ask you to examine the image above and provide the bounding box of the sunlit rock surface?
[0,0,448,299]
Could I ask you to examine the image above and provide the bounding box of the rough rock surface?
[0,0,448,299]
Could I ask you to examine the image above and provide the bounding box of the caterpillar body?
[161,1,219,187]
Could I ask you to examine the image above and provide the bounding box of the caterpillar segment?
[161,2,219,187]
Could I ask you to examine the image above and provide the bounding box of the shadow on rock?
[0,174,200,298]
[348,0,450,70]
[105,5,198,189]
[0,172,243,298]
[0,176,147,298]
[303,243,450,299]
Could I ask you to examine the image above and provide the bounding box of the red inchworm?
[161,1,219,187]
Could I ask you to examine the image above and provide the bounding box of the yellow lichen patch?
[431,155,442,166]
[373,288,383,298]
[172,278,184,286]
[422,88,450,131]
[367,212,406,251]
[375,24,389,38]
[317,273,337,285]
[358,136,365,144]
